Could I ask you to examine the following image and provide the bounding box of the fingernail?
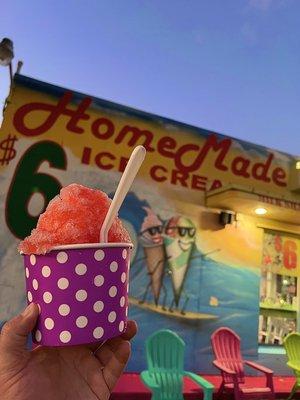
[21,303,35,317]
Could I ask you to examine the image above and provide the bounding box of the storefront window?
[258,230,299,346]
[259,271,297,345]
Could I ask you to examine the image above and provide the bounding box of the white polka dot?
[30,254,36,266]
[127,283,129,293]
[32,279,38,290]
[76,316,88,328]
[42,265,51,277]
[57,277,69,290]
[27,291,33,302]
[25,268,29,278]
[94,275,104,287]
[119,320,125,332]
[93,300,104,313]
[45,318,54,330]
[43,291,52,304]
[93,327,104,339]
[120,296,125,307]
[76,289,87,301]
[108,311,116,323]
[121,272,126,283]
[126,306,129,316]
[94,249,105,261]
[60,331,71,343]
[59,304,70,316]
[110,261,118,272]
[56,251,68,264]
[122,249,127,259]
[75,263,87,275]
[35,330,42,342]
[109,286,117,297]
[37,304,41,314]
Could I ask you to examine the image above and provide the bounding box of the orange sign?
[263,231,299,276]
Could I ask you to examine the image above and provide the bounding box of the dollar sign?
[0,134,17,165]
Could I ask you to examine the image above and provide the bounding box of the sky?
[0,0,299,155]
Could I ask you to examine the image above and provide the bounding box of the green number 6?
[6,141,66,239]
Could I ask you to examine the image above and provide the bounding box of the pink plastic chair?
[211,327,275,400]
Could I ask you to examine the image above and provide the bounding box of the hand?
[0,303,137,400]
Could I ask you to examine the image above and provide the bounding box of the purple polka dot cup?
[23,243,132,346]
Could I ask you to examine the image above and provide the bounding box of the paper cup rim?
[21,242,133,255]
[53,242,133,250]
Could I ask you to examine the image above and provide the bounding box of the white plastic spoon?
[99,145,146,242]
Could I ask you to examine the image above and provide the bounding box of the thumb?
[0,303,39,356]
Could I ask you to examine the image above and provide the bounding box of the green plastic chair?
[284,332,300,400]
[141,329,214,400]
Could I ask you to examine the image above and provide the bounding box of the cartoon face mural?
[139,207,164,247]
[138,208,166,305]
[164,216,196,309]
[165,216,196,251]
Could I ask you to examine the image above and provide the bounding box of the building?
[0,74,299,372]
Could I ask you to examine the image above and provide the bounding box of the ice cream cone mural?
[164,216,196,311]
[139,207,166,305]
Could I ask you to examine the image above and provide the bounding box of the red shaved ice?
[19,183,131,254]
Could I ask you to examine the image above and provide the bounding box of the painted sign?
[262,231,299,277]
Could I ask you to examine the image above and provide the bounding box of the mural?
[118,193,260,372]
[164,216,196,313]
[138,207,166,306]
